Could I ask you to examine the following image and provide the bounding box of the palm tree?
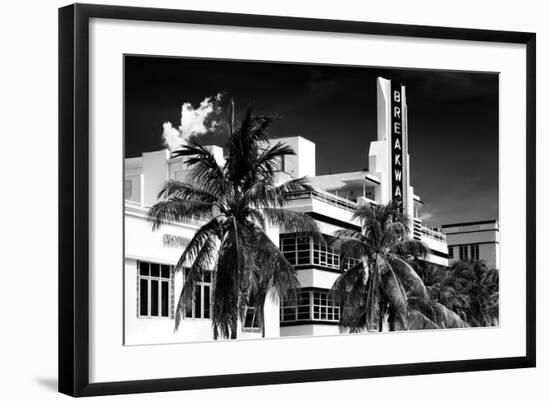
[330,201,467,332]
[408,260,471,329]
[424,259,499,327]
[147,105,319,339]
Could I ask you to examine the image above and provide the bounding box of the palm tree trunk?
[232,217,241,341]
[230,321,238,340]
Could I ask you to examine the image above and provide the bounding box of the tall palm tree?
[330,201,467,332]
[147,105,319,339]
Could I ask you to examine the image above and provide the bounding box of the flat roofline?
[268,135,317,147]
[441,219,497,228]
[313,170,380,184]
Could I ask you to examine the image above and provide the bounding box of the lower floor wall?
[124,258,269,345]
[280,324,341,337]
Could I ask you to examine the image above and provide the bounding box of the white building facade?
[123,77,451,344]
[441,220,500,270]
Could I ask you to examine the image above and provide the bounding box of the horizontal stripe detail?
[448,241,499,246]
[429,248,449,259]
[280,320,340,327]
[444,228,499,235]
[441,219,497,228]
[294,265,344,274]
[305,212,360,231]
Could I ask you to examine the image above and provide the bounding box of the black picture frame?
[59,3,536,397]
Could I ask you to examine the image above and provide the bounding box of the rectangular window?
[280,233,360,270]
[312,235,359,270]
[137,261,173,318]
[448,246,454,258]
[280,234,311,266]
[470,244,480,260]
[139,279,148,316]
[150,280,159,316]
[278,155,286,172]
[459,245,469,260]
[161,281,169,317]
[280,289,339,323]
[183,268,213,320]
[311,291,339,322]
[242,307,261,332]
[124,179,132,199]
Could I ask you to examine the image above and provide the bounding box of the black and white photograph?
[0,0,543,399]
[123,56,500,345]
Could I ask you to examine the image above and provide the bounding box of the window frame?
[242,306,261,332]
[137,261,174,319]
[280,233,360,271]
[183,268,213,320]
[470,244,480,260]
[459,245,469,260]
[281,289,340,323]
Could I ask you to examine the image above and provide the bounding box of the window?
[280,289,340,323]
[280,234,311,266]
[242,307,261,332]
[313,240,338,268]
[138,261,173,318]
[184,269,212,320]
[280,233,360,270]
[312,238,360,270]
[278,155,286,173]
[448,246,454,258]
[470,244,480,260]
[124,179,132,199]
[459,245,469,260]
[281,289,311,322]
[312,291,340,322]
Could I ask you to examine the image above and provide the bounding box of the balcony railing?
[285,189,359,213]
[413,220,446,243]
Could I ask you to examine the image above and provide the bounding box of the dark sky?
[124,55,499,227]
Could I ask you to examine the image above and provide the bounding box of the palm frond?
[241,176,313,210]
[261,208,320,238]
[157,180,218,203]
[251,142,296,182]
[173,217,222,272]
[364,267,382,331]
[332,229,368,242]
[433,302,469,328]
[246,223,300,302]
[147,198,213,230]
[381,270,408,329]
[390,256,430,300]
[176,140,228,197]
[331,237,372,267]
[174,234,219,329]
[246,208,266,230]
[406,309,439,330]
[330,262,366,303]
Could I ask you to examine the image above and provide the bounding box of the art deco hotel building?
[123,78,498,345]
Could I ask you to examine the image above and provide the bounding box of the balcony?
[413,219,446,243]
[285,189,359,212]
[280,232,361,271]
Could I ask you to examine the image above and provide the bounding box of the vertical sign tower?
[375,77,412,223]
[390,80,405,204]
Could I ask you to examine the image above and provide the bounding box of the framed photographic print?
[58,3,536,397]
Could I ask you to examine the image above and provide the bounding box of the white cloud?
[162,94,224,152]
[418,211,433,221]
